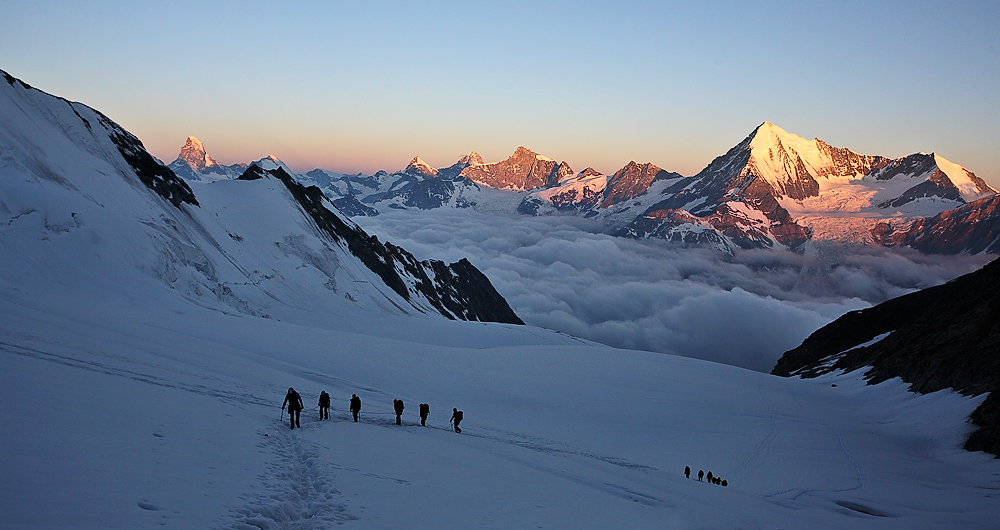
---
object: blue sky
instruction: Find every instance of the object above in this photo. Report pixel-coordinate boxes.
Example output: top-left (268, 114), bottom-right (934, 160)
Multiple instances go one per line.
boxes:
top-left (3, 0), bottom-right (998, 185)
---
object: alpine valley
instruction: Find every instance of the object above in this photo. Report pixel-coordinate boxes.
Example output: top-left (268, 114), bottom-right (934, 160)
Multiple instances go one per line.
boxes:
top-left (3, 68), bottom-right (1000, 530)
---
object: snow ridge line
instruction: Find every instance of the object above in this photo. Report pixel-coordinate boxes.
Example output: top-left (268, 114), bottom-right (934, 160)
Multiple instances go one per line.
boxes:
top-left (0, 341), bottom-right (273, 408)
top-left (470, 427), bottom-right (657, 472)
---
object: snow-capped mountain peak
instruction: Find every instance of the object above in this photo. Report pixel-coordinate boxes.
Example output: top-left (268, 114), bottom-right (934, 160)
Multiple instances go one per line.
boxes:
top-left (168, 137), bottom-right (246, 182)
top-left (739, 121), bottom-right (897, 201)
top-left (933, 152), bottom-right (997, 201)
top-left (457, 146), bottom-right (570, 191)
top-left (404, 156), bottom-right (438, 177)
top-left (458, 151), bottom-right (484, 166)
top-left (252, 154), bottom-right (291, 173)
top-left (749, 122), bottom-right (818, 160)
top-left (747, 122), bottom-right (832, 193)
top-left (177, 135), bottom-right (219, 171)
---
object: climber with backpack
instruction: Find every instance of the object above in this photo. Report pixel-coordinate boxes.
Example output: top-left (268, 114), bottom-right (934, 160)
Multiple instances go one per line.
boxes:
top-left (393, 399), bottom-right (405, 426)
top-left (282, 387), bottom-right (304, 430)
top-left (450, 407), bottom-right (463, 433)
top-left (350, 394), bottom-right (361, 422)
top-left (318, 391), bottom-right (331, 420)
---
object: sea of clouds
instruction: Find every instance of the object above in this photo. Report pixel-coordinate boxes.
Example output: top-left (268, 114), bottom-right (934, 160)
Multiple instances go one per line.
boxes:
top-left (356, 209), bottom-right (993, 372)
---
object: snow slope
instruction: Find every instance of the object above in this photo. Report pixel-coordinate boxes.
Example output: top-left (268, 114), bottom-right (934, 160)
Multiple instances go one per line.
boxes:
top-left (2, 278), bottom-right (999, 529)
top-left (0, 70), bottom-right (521, 325)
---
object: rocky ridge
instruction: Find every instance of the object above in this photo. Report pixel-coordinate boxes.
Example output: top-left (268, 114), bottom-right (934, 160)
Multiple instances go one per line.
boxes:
top-left (772, 257), bottom-right (1000, 456)
top-left (239, 164), bottom-right (523, 324)
top-left (166, 122), bottom-right (998, 255)
top-left (0, 68), bottom-right (523, 326)
top-left (458, 146), bottom-right (573, 191)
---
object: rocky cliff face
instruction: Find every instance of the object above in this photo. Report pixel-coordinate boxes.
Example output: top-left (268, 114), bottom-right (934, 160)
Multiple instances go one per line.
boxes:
top-left (872, 195), bottom-right (1000, 254)
top-left (600, 162), bottom-right (681, 208)
top-left (1, 68), bottom-right (524, 327)
top-left (458, 146), bottom-right (572, 191)
top-left (614, 122), bottom-right (996, 252)
top-left (615, 124), bottom-right (817, 250)
top-left (518, 167), bottom-right (608, 214)
top-left (869, 153), bottom-right (994, 208)
top-left (772, 257), bottom-right (1000, 456)
top-left (176, 136), bottom-right (218, 171)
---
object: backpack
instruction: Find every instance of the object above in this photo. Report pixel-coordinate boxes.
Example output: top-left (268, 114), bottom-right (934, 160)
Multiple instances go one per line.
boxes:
top-left (287, 390), bottom-right (301, 411)
top-left (455, 410), bottom-right (463, 421)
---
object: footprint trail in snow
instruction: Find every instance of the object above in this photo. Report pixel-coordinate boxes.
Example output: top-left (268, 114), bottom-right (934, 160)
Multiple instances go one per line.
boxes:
top-left (225, 427), bottom-right (356, 530)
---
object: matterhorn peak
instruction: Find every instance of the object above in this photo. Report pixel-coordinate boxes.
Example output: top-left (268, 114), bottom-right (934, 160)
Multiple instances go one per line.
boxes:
top-left (177, 136), bottom-right (219, 171)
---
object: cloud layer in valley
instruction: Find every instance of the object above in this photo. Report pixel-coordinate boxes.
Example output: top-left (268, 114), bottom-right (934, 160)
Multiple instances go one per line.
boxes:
top-left (356, 210), bottom-right (993, 372)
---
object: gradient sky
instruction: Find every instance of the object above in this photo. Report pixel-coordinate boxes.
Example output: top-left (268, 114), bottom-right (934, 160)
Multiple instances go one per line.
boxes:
top-left (3, 0), bottom-right (998, 186)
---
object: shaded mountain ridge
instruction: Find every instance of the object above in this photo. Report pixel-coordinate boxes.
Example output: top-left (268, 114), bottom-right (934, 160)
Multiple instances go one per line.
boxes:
top-left (239, 164), bottom-right (524, 324)
top-left (772, 257), bottom-right (1000, 456)
top-left (0, 68), bottom-right (523, 326)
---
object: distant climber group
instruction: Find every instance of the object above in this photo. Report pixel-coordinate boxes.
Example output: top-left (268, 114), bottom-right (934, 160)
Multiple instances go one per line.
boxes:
top-left (687, 466), bottom-right (727, 487)
top-left (280, 387), bottom-right (463, 434)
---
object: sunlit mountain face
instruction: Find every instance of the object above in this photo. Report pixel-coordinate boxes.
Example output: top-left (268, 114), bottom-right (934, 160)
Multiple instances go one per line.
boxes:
top-left (175, 121), bottom-right (996, 256)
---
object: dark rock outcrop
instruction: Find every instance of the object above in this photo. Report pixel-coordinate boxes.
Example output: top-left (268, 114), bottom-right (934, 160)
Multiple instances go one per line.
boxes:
top-left (2, 69), bottom-right (198, 209)
top-left (772, 257), bottom-right (1000, 456)
top-left (96, 113), bottom-right (199, 208)
top-left (239, 166), bottom-right (523, 324)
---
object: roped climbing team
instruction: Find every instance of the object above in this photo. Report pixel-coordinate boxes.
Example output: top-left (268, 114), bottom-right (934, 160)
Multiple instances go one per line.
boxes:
top-left (281, 387), bottom-right (463, 433)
